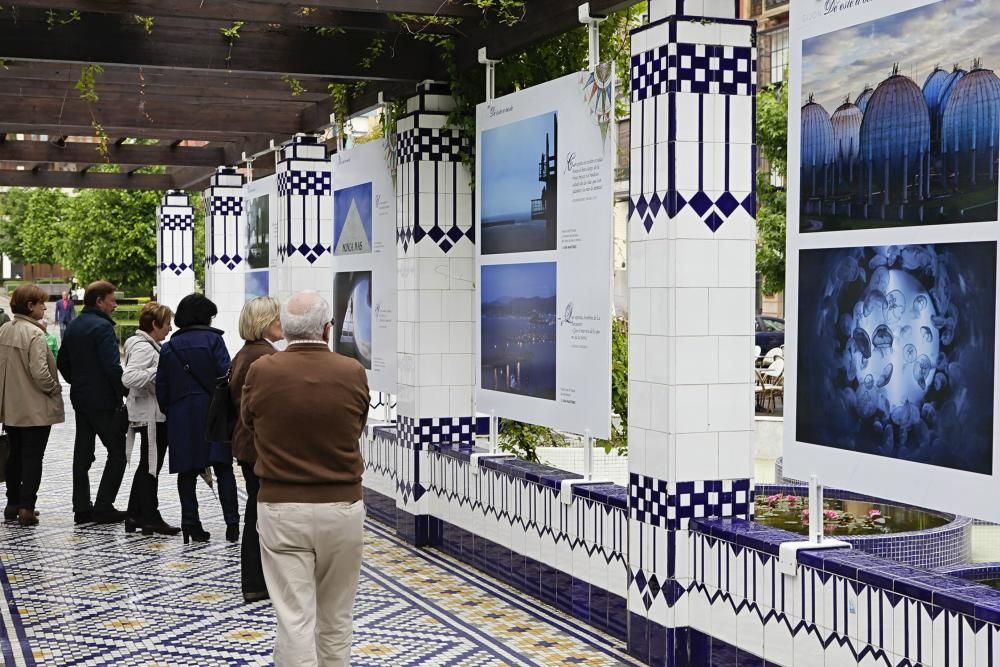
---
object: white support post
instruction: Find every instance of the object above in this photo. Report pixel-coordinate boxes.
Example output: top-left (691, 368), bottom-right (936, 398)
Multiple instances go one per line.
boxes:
top-left (578, 3), bottom-right (607, 71)
top-left (478, 47), bottom-right (500, 102)
top-left (489, 410), bottom-right (498, 454)
top-left (809, 474), bottom-right (824, 544)
top-left (584, 429), bottom-right (594, 481)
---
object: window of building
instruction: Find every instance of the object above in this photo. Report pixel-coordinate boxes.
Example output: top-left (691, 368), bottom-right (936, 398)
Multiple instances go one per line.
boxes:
top-left (760, 27), bottom-right (788, 86)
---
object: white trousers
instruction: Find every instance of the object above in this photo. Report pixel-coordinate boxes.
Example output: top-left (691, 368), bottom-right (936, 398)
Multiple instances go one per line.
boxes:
top-left (258, 500), bottom-right (365, 667)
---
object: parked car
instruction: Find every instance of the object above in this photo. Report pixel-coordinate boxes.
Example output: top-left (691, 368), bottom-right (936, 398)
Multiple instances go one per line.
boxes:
top-left (755, 316), bottom-right (784, 356)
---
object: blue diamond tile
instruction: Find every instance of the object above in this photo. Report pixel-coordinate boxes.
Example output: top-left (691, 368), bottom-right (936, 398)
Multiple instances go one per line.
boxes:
top-left (715, 191), bottom-right (739, 217)
top-left (649, 192), bottom-right (661, 217)
top-left (298, 243), bottom-right (310, 256)
top-left (688, 191), bottom-right (713, 217)
top-left (439, 239), bottom-right (453, 253)
top-left (428, 225), bottom-right (445, 243)
top-left (447, 225), bottom-right (464, 243)
top-left (635, 194), bottom-right (648, 218)
top-left (704, 211), bottom-right (724, 232)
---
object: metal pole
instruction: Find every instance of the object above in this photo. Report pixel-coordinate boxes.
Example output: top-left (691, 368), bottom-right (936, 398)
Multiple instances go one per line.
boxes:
top-left (578, 3), bottom-right (607, 71)
top-left (489, 410), bottom-right (498, 454)
top-left (478, 47), bottom-right (499, 102)
top-left (584, 429), bottom-right (593, 481)
top-left (809, 474), bottom-right (823, 544)
top-left (383, 393), bottom-right (392, 423)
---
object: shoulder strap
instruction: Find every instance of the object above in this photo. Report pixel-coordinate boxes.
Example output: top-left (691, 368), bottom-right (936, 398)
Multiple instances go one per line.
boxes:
top-left (172, 346), bottom-right (214, 395)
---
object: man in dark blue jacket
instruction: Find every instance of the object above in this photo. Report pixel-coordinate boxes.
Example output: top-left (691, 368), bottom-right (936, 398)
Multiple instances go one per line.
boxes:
top-left (57, 281), bottom-right (128, 524)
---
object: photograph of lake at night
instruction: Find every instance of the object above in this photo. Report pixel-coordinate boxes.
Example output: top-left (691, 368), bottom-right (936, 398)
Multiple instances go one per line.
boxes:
top-left (480, 262), bottom-right (557, 400)
top-left (481, 111), bottom-right (558, 254)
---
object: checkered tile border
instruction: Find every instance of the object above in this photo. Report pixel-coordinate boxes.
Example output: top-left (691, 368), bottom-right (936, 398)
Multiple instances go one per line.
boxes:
top-left (277, 170), bottom-right (332, 196)
top-left (210, 196), bottom-right (243, 217)
top-left (397, 128), bottom-right (469, 165)
top-left (397, 416), bottom-right (476, 450)
top-left (159, 213), bottom-right (193, 231)
top-left (629, 474), bottom-right (753, 530)
top-left (631, 43), bottom-right (756, 101)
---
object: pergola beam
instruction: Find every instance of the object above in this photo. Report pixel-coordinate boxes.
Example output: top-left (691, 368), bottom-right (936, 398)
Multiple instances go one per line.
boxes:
top-left (0, 11), bottom-right (442, 82)
top-left (0, 77), bottom-right (331, 103)
top-left (0, 96), bottom-right (304, 135)
top-left (3, 0), bottom-right (464, 31)
top-left (0, 140), bottom-right (227, 167)
top-left (0, 169), bottom-right (174, 189)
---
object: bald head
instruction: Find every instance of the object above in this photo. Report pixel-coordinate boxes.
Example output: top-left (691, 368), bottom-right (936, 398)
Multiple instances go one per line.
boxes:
top-left (281, 291), bottom-right (331, 341)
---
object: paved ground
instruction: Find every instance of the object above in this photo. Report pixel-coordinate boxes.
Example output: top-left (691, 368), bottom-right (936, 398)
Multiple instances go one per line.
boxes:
top-left (0, 386), bottom-right (637, 666)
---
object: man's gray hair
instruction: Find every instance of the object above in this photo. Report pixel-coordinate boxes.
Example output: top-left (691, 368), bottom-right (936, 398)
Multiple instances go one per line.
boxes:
top-left (280, 291), bottom-right (330, 341)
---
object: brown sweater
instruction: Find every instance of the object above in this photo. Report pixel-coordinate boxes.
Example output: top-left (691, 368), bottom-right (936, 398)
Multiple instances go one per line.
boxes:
top-left (242, 343), bottom-right (369, 503)
top-left (229, 339), bottom-right (278, 464)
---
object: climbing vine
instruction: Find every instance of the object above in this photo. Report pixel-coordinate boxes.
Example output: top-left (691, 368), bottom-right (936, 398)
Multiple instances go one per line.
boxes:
top-left (133, 15), bottom-right (154, 34)
top-left (74, 64), bottom-right (111, 160)
top-left (282, 75), bottom-right (306, 97)
top-left (45, 9), bottom-right (80, 30)
top-left (219, 21), bottom-right (245, 64)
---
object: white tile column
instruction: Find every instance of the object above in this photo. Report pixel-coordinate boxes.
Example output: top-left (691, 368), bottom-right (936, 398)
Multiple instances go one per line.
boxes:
top-left (394, 81), bottom-right (476, 544)
top-left (204, 167), bottom-right (246, 354)
top-left (275, 134), bottom-right (333, 305)
top-left (627, 0), bottom-right (757, 661)
top-left (156, 190), bottom-right (196, 313)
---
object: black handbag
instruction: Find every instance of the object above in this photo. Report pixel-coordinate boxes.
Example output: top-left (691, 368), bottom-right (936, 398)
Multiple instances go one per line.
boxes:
top-left (173, 348), bottom-right (235, 444)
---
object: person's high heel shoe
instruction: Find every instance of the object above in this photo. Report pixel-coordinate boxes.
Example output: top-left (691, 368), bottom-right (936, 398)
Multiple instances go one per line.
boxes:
top-left (182, 525), bottom-right (210, 544)
top-left (225, 524), bottom-right (240, 543)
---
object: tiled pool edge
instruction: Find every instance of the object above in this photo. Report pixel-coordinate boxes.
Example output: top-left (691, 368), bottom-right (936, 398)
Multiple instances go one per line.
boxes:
top-left (363, 424), bottom-right (999, 665)
top-left (757, 483), bottom-right (972, 569)
top-left (689, 517), bottom-right (1000, 664)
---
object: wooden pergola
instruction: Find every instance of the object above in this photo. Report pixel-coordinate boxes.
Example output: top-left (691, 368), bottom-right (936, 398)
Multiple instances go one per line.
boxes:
top-left (0, 0), bottom-right (633, 191)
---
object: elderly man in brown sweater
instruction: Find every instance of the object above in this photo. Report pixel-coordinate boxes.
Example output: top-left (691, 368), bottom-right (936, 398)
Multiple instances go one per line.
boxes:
top-left (241, 290), bottom-right (369, 667)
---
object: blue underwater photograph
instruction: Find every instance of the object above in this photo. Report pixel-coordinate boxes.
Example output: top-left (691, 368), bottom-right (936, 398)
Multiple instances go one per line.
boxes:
top-left (796, 242), bottom-right (997, 474)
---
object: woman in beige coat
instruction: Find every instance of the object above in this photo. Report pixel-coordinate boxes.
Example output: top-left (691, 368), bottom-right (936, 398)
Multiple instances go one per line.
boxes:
top-left (0, 284), bottom-right (64, 526)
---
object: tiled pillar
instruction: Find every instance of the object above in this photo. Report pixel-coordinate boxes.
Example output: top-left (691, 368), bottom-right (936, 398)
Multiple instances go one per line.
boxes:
top-left (627, 1), bottom-right (757, 663)
top-left (275, 134), bottom-right (333, 304)
top-left (156, 190), bottom-right (196, 313)
top-left (204, 167), bottom-right (246, 354)
top-left (394, 82), bottom-right (476, 545)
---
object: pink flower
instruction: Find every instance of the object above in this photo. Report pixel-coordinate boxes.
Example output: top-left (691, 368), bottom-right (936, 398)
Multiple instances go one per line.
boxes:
top-left (786, 495), bottom-right (797, 503)
top-left (868, 509), bottom-right (882, 519)
top-left (767, 494), bottom-right (780, 504)
top-left (823, 510), bottom-right (839, 520)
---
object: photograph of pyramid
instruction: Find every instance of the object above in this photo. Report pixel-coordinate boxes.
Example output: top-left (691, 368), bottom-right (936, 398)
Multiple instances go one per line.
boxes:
top-left (333, 182), bottom-right (373, 255)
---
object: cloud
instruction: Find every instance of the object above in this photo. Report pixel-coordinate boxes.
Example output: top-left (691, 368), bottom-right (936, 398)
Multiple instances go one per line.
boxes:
top-left (802, 0), bottom-right (1000, 113)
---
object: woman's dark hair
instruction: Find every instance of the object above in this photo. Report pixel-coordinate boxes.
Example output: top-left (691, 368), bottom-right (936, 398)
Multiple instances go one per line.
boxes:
top-left (173, 293), bottom-right (218, 328)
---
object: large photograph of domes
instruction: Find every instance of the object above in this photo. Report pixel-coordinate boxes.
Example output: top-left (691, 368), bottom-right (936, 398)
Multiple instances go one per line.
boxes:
top-left (796, 242), bottom-right (996, 474)
top-left (800, 0), bottom-right (1000, 232)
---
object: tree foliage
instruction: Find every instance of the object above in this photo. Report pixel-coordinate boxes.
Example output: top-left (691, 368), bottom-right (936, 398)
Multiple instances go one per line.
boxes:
top-left (755, 81), bottom-right (789, 296)
top-left (58, 188), bottom-right (162, 295)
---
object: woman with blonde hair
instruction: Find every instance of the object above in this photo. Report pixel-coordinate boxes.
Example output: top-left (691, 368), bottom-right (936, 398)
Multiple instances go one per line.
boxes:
top-left (0, 284), bottom-right (64, 526)
top-left (229, 296), bottom-right (282, 602)
top-left (123, 302), bottom-right (179, 536)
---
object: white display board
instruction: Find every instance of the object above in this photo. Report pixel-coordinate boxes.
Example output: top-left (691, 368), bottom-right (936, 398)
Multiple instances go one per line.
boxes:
top-left (784, 0), bottom-right (1000, 520)
top-left (331, 140), bottom-right (397, 394)
top-left (475, 68), bottom-right (615, 439)
top-left (244, 174), bottom-right (277, 301)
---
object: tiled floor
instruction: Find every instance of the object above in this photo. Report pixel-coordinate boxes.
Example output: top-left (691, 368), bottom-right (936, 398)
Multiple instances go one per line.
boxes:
top-left (0, 391), bottom-right (637, 666)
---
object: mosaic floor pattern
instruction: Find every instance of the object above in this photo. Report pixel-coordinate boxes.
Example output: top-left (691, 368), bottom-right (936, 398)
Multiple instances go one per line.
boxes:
top-left (0, 391), bottom-right (636, 666)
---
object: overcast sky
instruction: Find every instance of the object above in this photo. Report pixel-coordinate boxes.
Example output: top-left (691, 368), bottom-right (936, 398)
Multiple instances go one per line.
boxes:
top-left (803, 0), bottom-right (1000, 113)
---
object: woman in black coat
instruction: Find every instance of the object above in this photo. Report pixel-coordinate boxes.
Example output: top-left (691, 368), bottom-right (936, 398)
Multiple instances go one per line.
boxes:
top-left (155, 294), bottom-right (239, 543)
